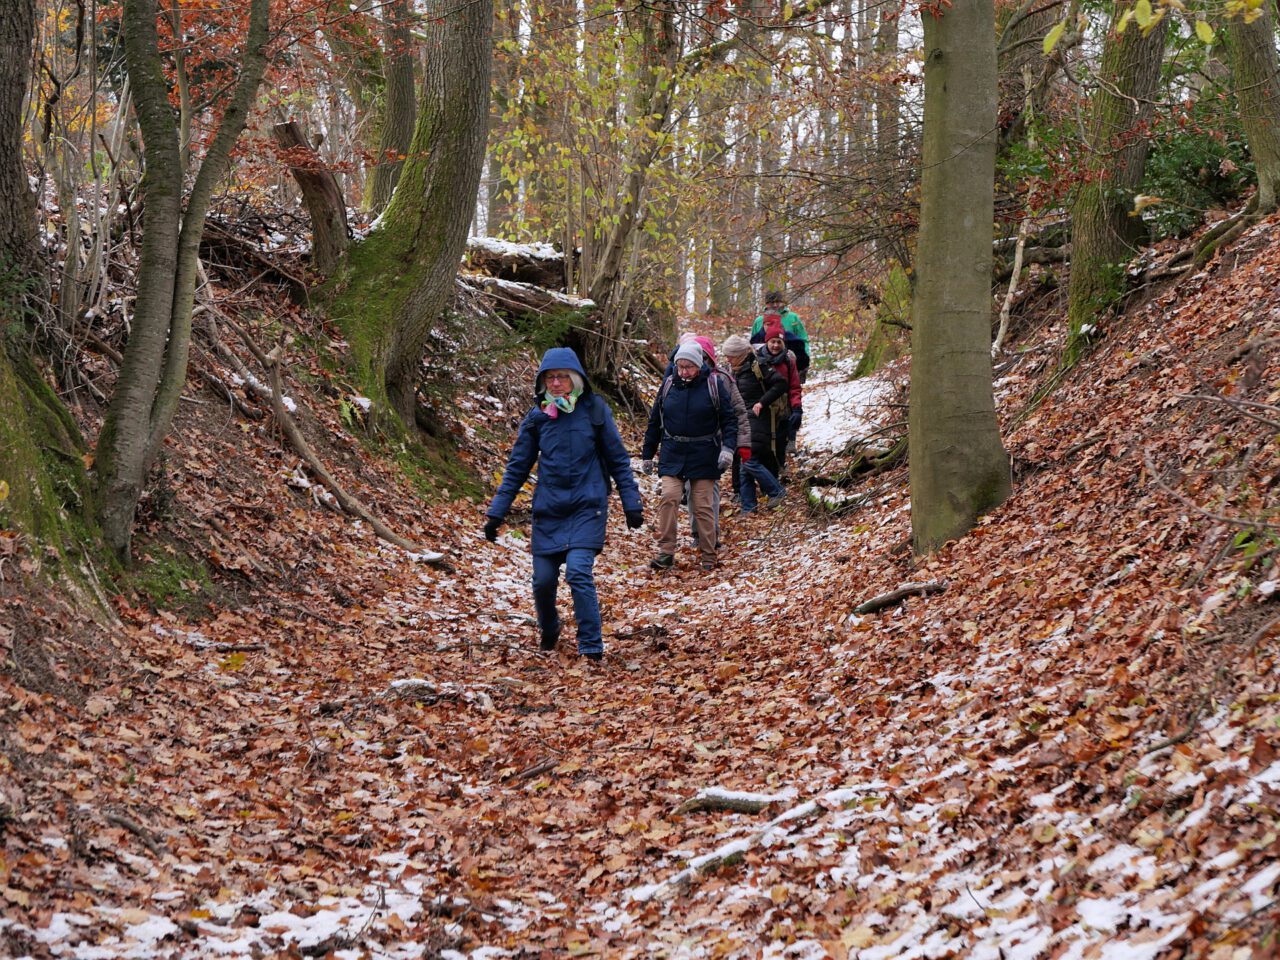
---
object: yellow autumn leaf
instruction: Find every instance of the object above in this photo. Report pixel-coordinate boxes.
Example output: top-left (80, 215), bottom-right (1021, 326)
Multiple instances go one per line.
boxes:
top-left (1043, 18), bottom-right (1067, 55)
top-left (173, 802), bottom-right (198, 821)
top-left (219, 652), bottom-right (246, 671)
top-left (1134, 0), bottom-right (1154, 28)
top-left (1195, 20), bottom-right (1214, 43)
top-left (0, 480), bottom-right (8, 503)
top-left (842, 925), bottom-right (876, 948)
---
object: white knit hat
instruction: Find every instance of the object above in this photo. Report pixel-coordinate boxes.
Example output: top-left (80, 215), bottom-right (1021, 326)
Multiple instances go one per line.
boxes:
top-left (673, 342), bottom-right (704, 367)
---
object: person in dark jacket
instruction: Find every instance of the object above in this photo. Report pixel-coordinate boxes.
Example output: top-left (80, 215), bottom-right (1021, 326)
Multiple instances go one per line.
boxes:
top-left (484, 347), bottom-right (643, 661)
top-left (721, 335), bottom-right (787, 512)
top-left (641, 342), bottom-right (738, 571)
top-left (755, 316), bottom-right (804, 475)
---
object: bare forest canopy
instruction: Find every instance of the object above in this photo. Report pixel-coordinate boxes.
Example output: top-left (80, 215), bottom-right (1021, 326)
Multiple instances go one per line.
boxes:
top-left (5, 0), bottom-right (1280, 953)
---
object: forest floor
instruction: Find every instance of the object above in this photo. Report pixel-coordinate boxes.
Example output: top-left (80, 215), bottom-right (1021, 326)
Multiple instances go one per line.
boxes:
top-left (5, 219), bottom-right (1280, 960)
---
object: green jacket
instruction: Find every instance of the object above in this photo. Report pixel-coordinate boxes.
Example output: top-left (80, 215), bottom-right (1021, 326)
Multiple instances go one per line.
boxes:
top-left (751, 308), bottom-right (809, 344)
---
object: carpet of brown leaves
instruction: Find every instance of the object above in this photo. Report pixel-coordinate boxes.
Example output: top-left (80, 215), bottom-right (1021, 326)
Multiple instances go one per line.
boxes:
top-left (4, 221), bottom-right (1280, 958)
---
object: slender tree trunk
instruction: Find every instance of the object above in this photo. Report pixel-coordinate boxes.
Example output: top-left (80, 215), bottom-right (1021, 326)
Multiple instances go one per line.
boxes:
top-left (273, 120), bottom-right (352, 274)
top-left (96, 0), bottom-right (270, 559)
top-left (486, 0), bottom-right (519, 233)
top-left (368, 0), bottom-right (417, 214)
top-left (1066, 5), bottom-right (1167, 340)
top-left (908, 0), bottom-right (1011, 554)
top-left (334, 0), bottom-right (492, 426)
top-left (1226, 4), bottom-right (1280, 212)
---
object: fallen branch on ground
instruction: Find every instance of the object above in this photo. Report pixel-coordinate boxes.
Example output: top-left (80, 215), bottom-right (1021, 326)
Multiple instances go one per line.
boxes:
top-left (502, 758), bottom-right (558, 783)
top-left (853, 580), bottom-right (947, 614)
top-left (103, 810), bottom-right (166, 859)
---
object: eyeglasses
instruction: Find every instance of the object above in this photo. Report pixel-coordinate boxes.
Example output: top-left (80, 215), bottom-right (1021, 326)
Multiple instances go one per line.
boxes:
top-left (544, 372), bottom-right (572, 381)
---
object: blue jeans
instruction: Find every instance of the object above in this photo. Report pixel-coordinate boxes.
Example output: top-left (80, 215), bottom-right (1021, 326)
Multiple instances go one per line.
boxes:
top-left (531, 548), bottom-right (602, 655)
top-left (740, 457), bottom-right (784, 512)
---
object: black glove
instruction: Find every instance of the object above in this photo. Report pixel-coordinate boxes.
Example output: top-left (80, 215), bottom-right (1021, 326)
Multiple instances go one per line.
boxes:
top-left (625, 510), bottom-right (643, 530)
top-left (483, 517), bottom-right (502, 542)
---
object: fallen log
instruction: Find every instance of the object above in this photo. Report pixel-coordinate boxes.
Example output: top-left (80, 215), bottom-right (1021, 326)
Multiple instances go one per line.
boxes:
top-left (673, 787), bottom-right (794, 815)
top-left (853, 580), bottom-right (947, 615)
top-left (465, 236), bottom-right (567, 288)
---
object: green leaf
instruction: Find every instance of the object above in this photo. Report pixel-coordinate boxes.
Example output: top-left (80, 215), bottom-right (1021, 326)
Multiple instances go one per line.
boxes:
top-left (1194, 20), bottom-right (1214, 43)
top-left (1043, 18), bottom-right (1067, 55)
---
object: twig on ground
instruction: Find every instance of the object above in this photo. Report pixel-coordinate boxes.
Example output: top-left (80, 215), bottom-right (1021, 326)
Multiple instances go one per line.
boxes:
top-left (502, 758), bottom-right (558, 783)
top-left (103, 810), bottom-right (167, 858)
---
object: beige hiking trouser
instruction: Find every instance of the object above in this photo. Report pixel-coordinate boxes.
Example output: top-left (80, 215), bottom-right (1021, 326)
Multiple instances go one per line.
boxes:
top-left (657, 475), bottom-right (716, 562)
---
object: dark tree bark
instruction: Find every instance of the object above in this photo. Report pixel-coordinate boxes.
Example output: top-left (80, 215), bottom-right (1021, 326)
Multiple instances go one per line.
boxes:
top-left (273, 120), bottom-right (352, 274)
top-left (367, 0), bottom-right (417, 214)
top-left (1066, 5), bottom-right (1167, 341)
top-left (333, 0), bottom-right (493, 427)
top-left (96, 0), bottom-right (270, 559)
top-left (0, 0), bottom-right (38, 284)
top-left (908, 0), bottom-right (1011, 554)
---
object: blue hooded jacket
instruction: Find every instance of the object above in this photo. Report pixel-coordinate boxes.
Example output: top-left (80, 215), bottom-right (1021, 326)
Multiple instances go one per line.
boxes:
top-left (486, 347), bottom-right (643, 555)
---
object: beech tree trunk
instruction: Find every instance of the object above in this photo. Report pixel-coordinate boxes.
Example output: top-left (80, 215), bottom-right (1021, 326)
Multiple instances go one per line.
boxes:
top-left (1226, 4), bottom-right (1280, 212)
top-left (367, 0), bottom-right (417, 215)
top-left (1066, 5), bottom-right (1167, 340)
top-left (96, 0), bottom-right (270, 559)
top-left (333, 0), bottom-right (492, 426)
top-left (908, 0), bottom-right (1011, 554)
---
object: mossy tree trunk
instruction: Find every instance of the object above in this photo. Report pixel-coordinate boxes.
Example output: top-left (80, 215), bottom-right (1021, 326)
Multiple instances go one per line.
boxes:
top-left (1226, 4), bottom-right (1280, 212)
top-left (0, 0), bottom-right (99, 570)
top-left (367, 0), bottom-right (417, 215)
top-left (95, 0), bottom-right (269, 560)
top-left (1066, 6), bottom-right (1167, 341)
top-left (333, 0), bottom-right (492, 427)
top-left (908, 0), bottom-right (1011, 555)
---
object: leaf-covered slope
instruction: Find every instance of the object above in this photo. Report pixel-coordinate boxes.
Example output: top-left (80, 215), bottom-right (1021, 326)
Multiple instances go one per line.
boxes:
top-left (4, 222), bottom-right (1280, 958)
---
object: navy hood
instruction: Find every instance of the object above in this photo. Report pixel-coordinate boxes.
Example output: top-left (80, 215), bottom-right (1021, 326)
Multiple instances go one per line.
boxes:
top-left (535, 347), bottom-right (592, 400)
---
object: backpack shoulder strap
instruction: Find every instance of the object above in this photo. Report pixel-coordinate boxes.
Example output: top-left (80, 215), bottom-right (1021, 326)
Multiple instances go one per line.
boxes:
top-left (707, 371), bottom-right (720, 410)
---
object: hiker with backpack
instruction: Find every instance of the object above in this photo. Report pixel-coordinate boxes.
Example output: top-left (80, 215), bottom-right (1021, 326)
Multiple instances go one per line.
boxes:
top-left (667, 336), bottom-right (751, 549)
top-left (642, 341), bottom-right (738, 571)
top-left (484, 347), bottom-right (643, 662)
top-left (751, 289), bottom-right (810, 383)
top-left (756, 316), bottom-right (804, 475)
top-left (721, 335), bottom-right (787, 513)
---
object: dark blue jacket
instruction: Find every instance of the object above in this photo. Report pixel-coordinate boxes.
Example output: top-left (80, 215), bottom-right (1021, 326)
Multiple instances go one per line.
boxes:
top-left (487, 347), bottom-right (643, 555)
top-left (640, 365), bottom-right (738, 480)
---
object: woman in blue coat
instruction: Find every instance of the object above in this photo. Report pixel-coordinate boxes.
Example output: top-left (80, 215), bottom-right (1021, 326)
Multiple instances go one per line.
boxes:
top-left (484, 348), bottom-right (643, 660)
top-left (640, 342), bottom-right (738, 571)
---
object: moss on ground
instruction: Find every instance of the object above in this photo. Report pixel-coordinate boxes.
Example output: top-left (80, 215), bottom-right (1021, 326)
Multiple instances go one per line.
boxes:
top-left (127, 540), bottom-right (214, 611)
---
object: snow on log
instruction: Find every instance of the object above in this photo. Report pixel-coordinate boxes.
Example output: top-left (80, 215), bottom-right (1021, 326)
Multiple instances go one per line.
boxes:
top-left (673, 786), bottom-right (797, 815)
top-left (465, 236), bottom-right (568, 289)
